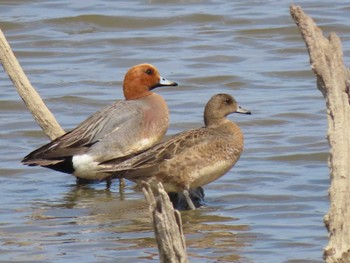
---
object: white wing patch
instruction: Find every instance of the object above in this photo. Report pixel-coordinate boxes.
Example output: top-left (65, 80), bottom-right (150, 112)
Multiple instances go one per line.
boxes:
top-left (135, 138), bottom-right (154, 150)
top-left (72, 154), bottom-right (108, 180)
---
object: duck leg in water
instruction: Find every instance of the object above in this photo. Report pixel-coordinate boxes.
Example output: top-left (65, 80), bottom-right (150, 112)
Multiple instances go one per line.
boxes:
top-left (183, 188), bottom-right (196, 210)
top-left (168, 187), bottom-right (205, 210)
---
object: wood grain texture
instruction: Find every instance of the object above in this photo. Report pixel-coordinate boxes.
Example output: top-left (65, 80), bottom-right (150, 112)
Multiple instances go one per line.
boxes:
top-left (291, 5), bottom-right (350, 262)
top-left (142, 182), bottom-right (188, 263)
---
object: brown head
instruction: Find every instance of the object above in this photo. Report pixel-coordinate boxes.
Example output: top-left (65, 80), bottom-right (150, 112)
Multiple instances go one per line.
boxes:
top-left (123, 63), bottom-right (178, 100)
top-left (204, 94), bottom-right (251, 126)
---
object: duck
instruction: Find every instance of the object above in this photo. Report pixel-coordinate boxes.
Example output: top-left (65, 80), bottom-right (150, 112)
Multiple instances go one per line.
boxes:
top-left (98, 93), bottom-right (251, 209)
top-left (22, 63), bottom-right (178, 186)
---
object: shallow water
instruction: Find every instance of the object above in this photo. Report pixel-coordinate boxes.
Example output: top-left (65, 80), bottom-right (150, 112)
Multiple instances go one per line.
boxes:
top-left (1, 1), bottom-right (349, 262)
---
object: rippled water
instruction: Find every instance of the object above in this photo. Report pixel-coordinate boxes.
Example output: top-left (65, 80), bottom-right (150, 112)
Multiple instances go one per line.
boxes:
top-left (1, 1), bottom-right (350, 262)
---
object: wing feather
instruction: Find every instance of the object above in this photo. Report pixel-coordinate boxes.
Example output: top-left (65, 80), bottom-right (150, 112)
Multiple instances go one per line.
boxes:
top-left (99, 127), bottom-right (212, 171)
top-left (22, 101), bottom-right (143, 165)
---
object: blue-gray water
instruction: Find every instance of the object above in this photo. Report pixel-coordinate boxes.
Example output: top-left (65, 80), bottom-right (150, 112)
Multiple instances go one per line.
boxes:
top-left (2, 1), bottom-right (349, 262)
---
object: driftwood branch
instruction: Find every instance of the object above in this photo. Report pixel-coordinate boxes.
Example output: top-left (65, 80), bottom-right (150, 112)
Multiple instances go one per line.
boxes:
top-left (290, 5), bottom-right (350, 262)
top-left (0, 28), bottom-right (64, 140)
top-left (142, 182), bottom-right (188, 263)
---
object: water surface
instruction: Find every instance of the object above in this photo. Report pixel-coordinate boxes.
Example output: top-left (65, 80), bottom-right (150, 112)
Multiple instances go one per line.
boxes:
top-left (1, 1), bottom-right (349, 262)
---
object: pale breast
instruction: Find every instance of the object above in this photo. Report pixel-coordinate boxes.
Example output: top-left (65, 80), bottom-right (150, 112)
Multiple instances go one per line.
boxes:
top-left (140, 93), bottom-right (169, 140)
top-left (189, 158), bottom-right (236, 188)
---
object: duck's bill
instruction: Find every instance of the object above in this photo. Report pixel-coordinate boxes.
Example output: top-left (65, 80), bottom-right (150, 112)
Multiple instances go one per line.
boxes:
top-left (158, 76), bottom-right (178, 87)
top-left (236, 105), bottom-right (251, 115)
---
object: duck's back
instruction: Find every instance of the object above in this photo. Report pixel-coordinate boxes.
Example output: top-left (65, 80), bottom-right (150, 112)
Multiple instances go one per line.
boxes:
top-left (22, 93), bottom-right (169, 179)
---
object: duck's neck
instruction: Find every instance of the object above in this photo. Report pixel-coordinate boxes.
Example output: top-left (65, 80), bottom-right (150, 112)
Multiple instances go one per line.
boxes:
top-left (207, 119), bottom-right (242, 137)
top-left (204, 117), bottom-right (227, 127)
top-left (124, 84), bottom-right (153, 100)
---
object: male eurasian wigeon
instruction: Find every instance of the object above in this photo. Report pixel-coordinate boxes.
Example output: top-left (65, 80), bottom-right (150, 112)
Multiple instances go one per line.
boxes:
top-left (99, 93), bottom-right (251, 209)
top-left (22, 64), bottom-right (178, 185)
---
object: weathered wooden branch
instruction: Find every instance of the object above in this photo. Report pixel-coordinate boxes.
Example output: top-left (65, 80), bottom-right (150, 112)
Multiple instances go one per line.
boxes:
top-left (290, 5), bottom-right (350, 262)
top-left (0, 28), bottom-right (64, 140)
top-left (142, 182), bottom-right (188, 263)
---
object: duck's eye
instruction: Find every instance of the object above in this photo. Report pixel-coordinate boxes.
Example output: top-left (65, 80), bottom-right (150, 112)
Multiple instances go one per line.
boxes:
top-left (225, 98), bottom-right (232, 105)
top-left (145, 68), bottom-right (153, 75)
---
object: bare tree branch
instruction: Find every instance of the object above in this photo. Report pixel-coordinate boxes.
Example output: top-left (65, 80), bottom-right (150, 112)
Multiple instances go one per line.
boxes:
top-left (0, 28), bottom-right (64, 140)
top-left (290, 5), bottom-right (350, 262)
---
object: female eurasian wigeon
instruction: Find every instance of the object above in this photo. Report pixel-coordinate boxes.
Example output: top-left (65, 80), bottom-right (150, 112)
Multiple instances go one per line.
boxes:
top-left (22, 64), bottom-right (178, 185)
top-left (98, 93), bottom-right (251, 209)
